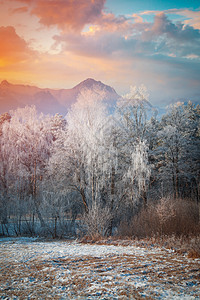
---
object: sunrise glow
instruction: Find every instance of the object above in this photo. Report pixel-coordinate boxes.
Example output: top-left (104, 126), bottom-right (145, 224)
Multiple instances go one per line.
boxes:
top-left (0, 0), bottom-right (200, 105)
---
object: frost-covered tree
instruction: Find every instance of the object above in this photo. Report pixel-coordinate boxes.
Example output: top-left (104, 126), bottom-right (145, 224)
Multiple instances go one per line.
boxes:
top-left (0, 112), bottom-right (12, 233)
top-left (156, 102), bottom-right (200, 200)
top-left (1, 85), bottom-right (199, 238)
top-left (115, 85), bottom-right (152, 208)
top-left (48, 88), bottom-right (120, 235)
top-left (42, 113), bottom-right (71, 237)
top-left (0, 112), bottom-right (11, 136)
top-left (125, 140), bottom-right (151, 207)
top-left (117, 85), bottom-right (154, 140)
top-left (2, 106), bottom-right (53, 227)
top-left (67, 88), bottom-right (108, 209)
top-left (182, 102), bottom-right (200, 202)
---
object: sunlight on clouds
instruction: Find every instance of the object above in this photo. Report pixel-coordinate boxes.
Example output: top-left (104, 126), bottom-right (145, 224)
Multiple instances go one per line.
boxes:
top-left (0, 0), bottom-right (60, 54)
top-left (182, 11), bottom-right (200, 30)
top-left (15, 0), bottom-right (106, 32)
top-left (0, 26), bottom-right (35, 64)
top-left (185, 54), bottom-right (199, 60)
top-left (0, 0), bottom-right (199, 105)
top-left (168, 53), bottom-right (176, 58)
top-left (82, 25), bottom-right (100, 36)
top-left (139, 8), bottom-right (200, 30)
top-left (132, 14), bottom-right (143, 23)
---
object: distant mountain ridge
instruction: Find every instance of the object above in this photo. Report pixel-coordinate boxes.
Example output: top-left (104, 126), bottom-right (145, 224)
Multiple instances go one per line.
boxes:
top-left (0, 78), bottom-right (120, 115)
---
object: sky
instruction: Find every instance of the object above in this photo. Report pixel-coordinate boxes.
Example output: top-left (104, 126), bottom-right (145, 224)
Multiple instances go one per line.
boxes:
top-left (0, 0), bottom-right (200, 106)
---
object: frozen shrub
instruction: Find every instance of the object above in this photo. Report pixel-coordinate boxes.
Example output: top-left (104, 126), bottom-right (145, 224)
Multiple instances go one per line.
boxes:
top-left (81, 203), bottom-right (112, 240)
top-left (118, 198), bottom-right (200, 238)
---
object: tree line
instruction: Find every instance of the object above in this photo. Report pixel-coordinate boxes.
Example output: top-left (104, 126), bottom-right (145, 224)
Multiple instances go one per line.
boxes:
top-left (0, 86), bottom-right (199, 238)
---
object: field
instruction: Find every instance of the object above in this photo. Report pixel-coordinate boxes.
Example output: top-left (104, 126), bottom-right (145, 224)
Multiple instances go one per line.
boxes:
top-left (0, 237), bottom-right (200, 299)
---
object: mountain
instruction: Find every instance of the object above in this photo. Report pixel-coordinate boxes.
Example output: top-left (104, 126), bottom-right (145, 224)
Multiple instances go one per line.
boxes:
top-left (0, 78), bottom-right (120, 115)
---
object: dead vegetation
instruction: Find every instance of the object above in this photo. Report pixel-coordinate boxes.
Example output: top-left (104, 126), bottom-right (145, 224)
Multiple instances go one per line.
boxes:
top-left (0, 239), bottom-right (199, 299)
top-left (115, 198), bottom-right (200, 258)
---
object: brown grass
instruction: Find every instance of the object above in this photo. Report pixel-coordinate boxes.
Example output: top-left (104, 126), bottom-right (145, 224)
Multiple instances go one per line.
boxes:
top-left (118, 198), bottom-right (200, 238)
top-left (188, 249), bottom-right (200, 259)
top-left (1, 238), bottom-right (200, 299)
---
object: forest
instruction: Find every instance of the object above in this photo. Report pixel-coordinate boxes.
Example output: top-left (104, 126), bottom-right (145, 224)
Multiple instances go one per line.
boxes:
top-left (0, 85), bottom-right (200, 240)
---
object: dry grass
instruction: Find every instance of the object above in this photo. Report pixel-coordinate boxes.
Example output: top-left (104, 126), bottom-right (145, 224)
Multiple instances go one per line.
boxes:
top-left (116, 198), bottom-right (200, 258)
top-left (119, 198), bottom-right (200, 238)
top-left (188, 249), bottom-right (200, 259)
top-left (1, 238), bottom-right (200, 299)
top-left (1, 242), bottom-right (200, 299)
top-left (80, 234), bottom-right (200, 259)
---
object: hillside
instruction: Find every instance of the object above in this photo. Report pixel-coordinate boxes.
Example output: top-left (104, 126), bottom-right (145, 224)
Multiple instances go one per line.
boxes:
top-left (0, 78), bottom-right (120, 115)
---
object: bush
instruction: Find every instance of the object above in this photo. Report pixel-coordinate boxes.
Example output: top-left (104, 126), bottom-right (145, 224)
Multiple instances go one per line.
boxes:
top-left (118, 198), bottom-right (200, 238)
top-left (80, 203), bottom-right (112, 240)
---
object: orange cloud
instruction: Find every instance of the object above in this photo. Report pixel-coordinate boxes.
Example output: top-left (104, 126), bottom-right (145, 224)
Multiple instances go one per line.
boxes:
top-left (11, 6), bottom-right (29, 14)
top-left (16, 0), bottom-right (106, 32)
top-left (1, 2), bottom-right (199, 106)
top-left (0, 26), bottom-right (35, 66)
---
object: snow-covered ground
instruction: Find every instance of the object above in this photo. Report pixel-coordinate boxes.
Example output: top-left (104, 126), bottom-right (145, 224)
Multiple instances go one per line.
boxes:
top-left (0, 237), bottom-right (199, 299)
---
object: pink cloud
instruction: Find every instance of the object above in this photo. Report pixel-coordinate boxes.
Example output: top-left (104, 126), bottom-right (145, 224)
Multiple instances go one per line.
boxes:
top-left (177, 9), bottom-right (200, 30)
top-left (140, 8), bottom-right (200, 30)
top-left (51, 10), bottom-right (200, 61)
top-left (11, 6), bottom-right (29, 14)
top-left (15, 0), bottom-right (106, 32)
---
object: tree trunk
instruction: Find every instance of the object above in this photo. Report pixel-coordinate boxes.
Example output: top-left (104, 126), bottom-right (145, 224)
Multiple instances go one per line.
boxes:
top-left (80, 188), bottom-right (89, 213)
top-left (142, 189), bottom-right (147, 209)
top-left (2, 191), bottom-right (8, 225)
top-left (32, 160), bottom-right (45, 228)
top-left (54, 216), bottom-right (57, 238)
top-left (106, 167), bottom-right (115, 236)
top-left (34, 197), bottom-right (46, 228)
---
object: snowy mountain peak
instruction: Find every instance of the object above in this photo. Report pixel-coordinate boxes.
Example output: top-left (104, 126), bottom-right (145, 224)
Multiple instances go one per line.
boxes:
top-left (0, 78), bottom-right (120, 115)
top-left (72, 78), bottom-right (117, 95)
top-left (1, 80), bottom-right (10, 87)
